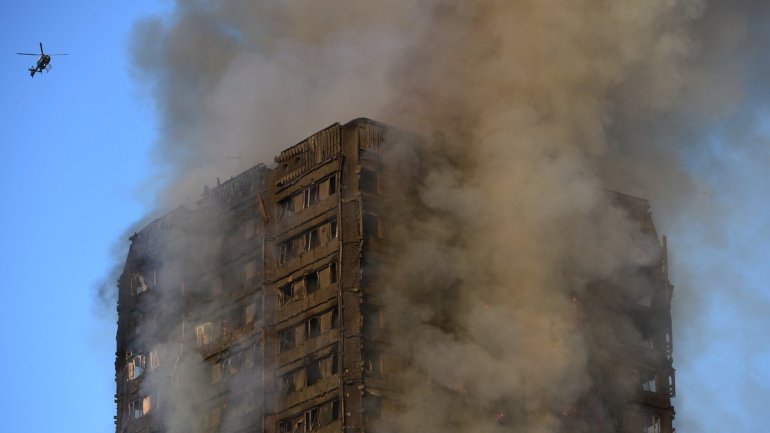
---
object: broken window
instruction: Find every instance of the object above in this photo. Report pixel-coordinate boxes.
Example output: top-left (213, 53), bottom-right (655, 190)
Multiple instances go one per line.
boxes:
top-left (317, 399), bottom-right (340, 426)
top-left (360, 168), bottom-right (379, 194)
top-left (127, 354), bottom-right (145, 381)
top-left (278, 419), bottom-right (293, 433)
top-left (278, 283), bottom-right (294, 307)
top-left (306, 316), bottom-right (321, 339)
top-left (129, 396), bottom-right (152, 419)
top-left (305, 407), bottom-right (320, 431)
top-left (195, 322), bottom-right (213, 347)
top-left (641, 370), bottom-right (658, 393)
top-left (642, 413), bottom-right (661, 433)
top-left (281, 370), bottom-right (302, 395)
top-left (306, 360), bottom-right (322, 386)
top-left (279, 197), bottom-right (294, 220)
top-left (130, 274), bottom-right (147, 296)
top-left (305, 271), bottom-right (319, 295)
top-left (309, 353), bottom-right (338, 383)
top-left (279, 328), bottom-right (295, 353)
top-left (292, 279), bottom-right (307, 299)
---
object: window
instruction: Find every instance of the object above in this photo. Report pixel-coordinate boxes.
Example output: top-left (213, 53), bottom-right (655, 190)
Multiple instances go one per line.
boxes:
top-left (278, 283), bottom-right (294, 307)
top-left (331, 308), bottom-right (339, 329)
top-left (306, 360), bottom-right (321, 386)
top-left (281, 370), bottom-right (300, 395)
top-left (667, 372), bottom-right (676, 397)
top-left (279, 197), bottom-right (294, 220)
top-left (318, 262), bottom-right (337, 288)
top-left (130, 274), bottom-right (147, 296)
top-left (641, 331), bottom-right (655, 349)
top-left (643, 413), bottom-right (661, 433)
top-left (305, 407), bottom-right (320, 431)
top-left (279, 328), bottom-right (295, 352)
top-left (278, 419), bottom-right (293, 433)
top-left (129, 396), bottom-right (152, 419)
top-left (641, 370), bottom-right (657, 393)
top-left (304, 185), bottom-right (319, 208)
top-left (195, 322), bottom-right (213, 347)
top-left (305, 228), bottom-right (320, 251)
top-left (318, 175), bottom-right (337, 201)
top-left (278, 242), bottom-right (292, 265)
top-left (127, 354), bottom-right (144, 381)
top-left (363, 213), bottom-right (383, 239)
top-left (306, 316), bottom-right (321, 339)
top-left (306, 272), bottom-right (319, 294)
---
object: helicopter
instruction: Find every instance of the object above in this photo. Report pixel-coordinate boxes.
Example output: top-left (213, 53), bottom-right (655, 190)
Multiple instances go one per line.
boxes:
top-left (16, 42), bottom-right (69, 77)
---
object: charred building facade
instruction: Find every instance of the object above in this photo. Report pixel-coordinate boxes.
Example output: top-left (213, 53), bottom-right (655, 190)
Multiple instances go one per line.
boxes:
top-left (115, 118), bottom-right (676, 433)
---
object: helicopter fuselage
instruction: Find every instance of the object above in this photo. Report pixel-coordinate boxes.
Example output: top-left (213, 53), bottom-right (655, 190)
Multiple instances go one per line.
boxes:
top-left (35, 55), bottom-right (51, 72)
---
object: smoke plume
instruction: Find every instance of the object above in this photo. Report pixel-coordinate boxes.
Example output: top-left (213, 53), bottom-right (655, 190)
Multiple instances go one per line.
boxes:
top-left (126, 0), bottom-right (770, 432)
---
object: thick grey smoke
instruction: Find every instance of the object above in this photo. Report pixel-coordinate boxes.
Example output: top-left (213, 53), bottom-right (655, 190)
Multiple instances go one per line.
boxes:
top-left (127, 0), bottom-right (770, 432)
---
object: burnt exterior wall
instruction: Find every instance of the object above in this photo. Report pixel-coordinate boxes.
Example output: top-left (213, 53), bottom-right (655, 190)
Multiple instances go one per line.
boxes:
top-left (115, 118), bottom-right (675, 433)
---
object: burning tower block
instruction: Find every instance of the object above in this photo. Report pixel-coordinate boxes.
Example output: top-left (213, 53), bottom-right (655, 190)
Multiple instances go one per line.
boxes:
top-left (115, 118), bottom-right (675, 433)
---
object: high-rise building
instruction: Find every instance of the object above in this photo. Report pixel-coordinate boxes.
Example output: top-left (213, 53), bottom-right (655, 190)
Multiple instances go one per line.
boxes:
top-left (115, 118), bottom-right (675, 433)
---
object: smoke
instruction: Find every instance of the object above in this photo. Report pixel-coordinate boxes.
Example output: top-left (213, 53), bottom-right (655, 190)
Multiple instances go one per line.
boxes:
top-left (124, 0), bottom-right (770, 432)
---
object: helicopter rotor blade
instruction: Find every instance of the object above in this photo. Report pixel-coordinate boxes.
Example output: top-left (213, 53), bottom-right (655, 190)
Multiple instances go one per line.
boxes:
top-left (48, 53), bottom-right (70, 56)
top-left (16, 52), bottom-right (38, 55)
top-left (39, 42), bottom-right (44, 55)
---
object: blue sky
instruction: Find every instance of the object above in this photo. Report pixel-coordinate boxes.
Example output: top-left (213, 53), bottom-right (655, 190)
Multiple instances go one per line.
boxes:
top-left (0, 2), bottom-right (164, 432)
top-left (0, 1), bottom-right (768, 433)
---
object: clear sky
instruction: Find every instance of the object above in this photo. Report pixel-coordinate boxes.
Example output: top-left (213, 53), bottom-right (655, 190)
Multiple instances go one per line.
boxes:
top-left (0, 2), bottom-right (164, 432)
top-left (0, 1), bottom-right (768, 433)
